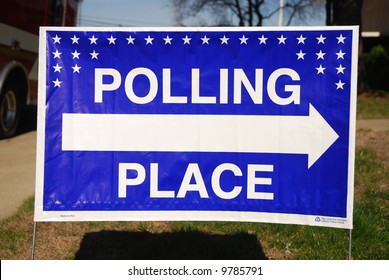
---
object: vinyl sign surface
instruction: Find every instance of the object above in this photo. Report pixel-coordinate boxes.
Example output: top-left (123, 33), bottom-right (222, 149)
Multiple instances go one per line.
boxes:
top-left (35, 27), bottom-right (358, 228)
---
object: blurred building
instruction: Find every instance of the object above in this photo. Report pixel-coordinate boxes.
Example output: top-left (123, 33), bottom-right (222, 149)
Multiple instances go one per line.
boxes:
top-left (362, 0), bottom-right (389, 51)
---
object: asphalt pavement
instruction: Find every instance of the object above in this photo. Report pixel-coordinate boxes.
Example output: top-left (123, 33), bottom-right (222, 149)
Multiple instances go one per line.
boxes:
top-left (0, 113), bottom-right (388, 220)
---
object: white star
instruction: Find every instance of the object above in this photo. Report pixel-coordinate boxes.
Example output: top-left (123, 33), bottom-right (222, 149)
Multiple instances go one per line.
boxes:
top-left (316, 65), bottom-right (326, 74)
top-left (336, 80), bottom-right (345, 89)
top-left (182, 35), bottom-right (191, 45)
top-left (53, 63), bottom-right (62, 73)
top-left (72, 64), bottom-right (81, 73)
top-left (126, 35), bottom-right (135, 44)
top-left (52, 50), bottom-right (62, 58)
top-left (277, 34), bottom-right (287, 44)
top-left (70, 35), bottom-right (79, 44)
top-left (258, 35), bottom-right (268, 44)
top-left (317, 34), bottom-right (326, 44)
top-left (239, 35), bottom-right (249, 44)
top-left (163, 35), bottom-right (173, 45)
top-left (201, 35), bottom-right (210, 44)
top-left (145, 35), bottom-right (154, 45)
top-left (336, 50), bottom-right (346, 59)
top-left (316, 50), bottom-right (326, 60)
top-left (220, 35), bottom-right (229, 44)
top-left (53, 78), bottom-right (62, 88)
top-left (89, 35), bottom-right (98, 44)
top-left (71, 50), bottom-right (81, 59)
top-left (53, 34), bottom-right (61, 44)
top-left (107, 35), bottom-right (117, 44)
top-left (336, 34), bottom-right (346, 44)
top-left (297, 34), bottom-right (306, 44)
top-left (336, 64), bottom-right (346, 74)
top-left (90, 50), bottom-right (99, 59)
top-left (296, 50), bottom-right (306, 60)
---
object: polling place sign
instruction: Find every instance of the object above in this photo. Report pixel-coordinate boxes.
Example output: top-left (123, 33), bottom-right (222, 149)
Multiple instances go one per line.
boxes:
top-left (35, 27), bottom-right (358, 228)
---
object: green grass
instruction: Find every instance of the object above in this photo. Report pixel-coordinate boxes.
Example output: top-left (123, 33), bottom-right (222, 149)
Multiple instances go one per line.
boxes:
top-left (357, 97), bottom-right (389, 119)
top-left (168, 220), bottom-right (352, 259)
top-left (0, 197), bottom-right (34, 258)
top-left (1, 148), bottom-right (388, 259)
top-left (351, 148), bottom-right (389, 259)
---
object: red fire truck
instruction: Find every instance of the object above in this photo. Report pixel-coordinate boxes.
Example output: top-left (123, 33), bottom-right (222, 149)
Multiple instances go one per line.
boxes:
top-left (0, 0), bottom-right (80, 139)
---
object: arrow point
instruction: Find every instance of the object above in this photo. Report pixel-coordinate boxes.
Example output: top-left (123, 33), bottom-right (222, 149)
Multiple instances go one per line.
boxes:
top-left (307, 104), bottom-right (339, 169)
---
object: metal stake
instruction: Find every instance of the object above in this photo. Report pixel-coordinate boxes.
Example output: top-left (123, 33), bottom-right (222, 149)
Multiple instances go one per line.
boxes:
top-left (348, 229), bottom-right (352, 260)
top-left (31, 222), bottom-right (37, 260)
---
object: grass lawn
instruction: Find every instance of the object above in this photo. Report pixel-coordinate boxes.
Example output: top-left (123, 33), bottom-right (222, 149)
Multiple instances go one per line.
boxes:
top-left (357, 94), bottom-right (389, 119)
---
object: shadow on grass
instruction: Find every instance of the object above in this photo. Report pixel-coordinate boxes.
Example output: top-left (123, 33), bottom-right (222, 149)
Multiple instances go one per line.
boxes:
top-left (75, 230), bottom-right (267, 260)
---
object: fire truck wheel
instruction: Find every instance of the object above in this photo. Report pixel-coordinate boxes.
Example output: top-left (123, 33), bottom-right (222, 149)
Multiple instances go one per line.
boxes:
top-left (0, 84), bottom-right (20, 139)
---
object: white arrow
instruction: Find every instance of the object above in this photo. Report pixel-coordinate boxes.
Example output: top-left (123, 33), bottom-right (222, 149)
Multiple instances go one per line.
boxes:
top-left (62, 103), bottom-right (338, 169)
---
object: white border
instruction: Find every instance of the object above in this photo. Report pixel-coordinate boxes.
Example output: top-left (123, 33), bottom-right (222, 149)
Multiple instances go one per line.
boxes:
top-left (35, 210), bottom-right (351, 229)
top-left (34, 28), bottom-right (48, 221)
top-left (39, 25), bottom-right (359, 32)
top-left (347, 26), bottom-right (359, 230)
top-left (34, 26), bottom-right (358, 229)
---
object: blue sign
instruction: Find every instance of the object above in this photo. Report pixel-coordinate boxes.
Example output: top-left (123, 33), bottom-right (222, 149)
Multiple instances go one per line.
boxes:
top-left (35, 27), bottom-right (358, 228)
